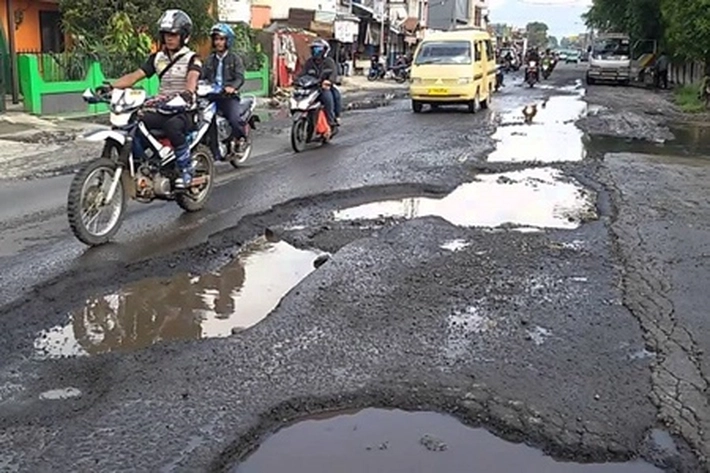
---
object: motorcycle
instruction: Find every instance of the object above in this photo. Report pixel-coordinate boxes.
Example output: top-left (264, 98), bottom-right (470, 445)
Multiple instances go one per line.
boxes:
top-left (525, 61), bottom-right (539, 87)
top-left (195, 81), bottom-right (260, 168)
top-left (68, 87), bottom-right (215, 246)
top-left (289, 74), bottom-right (340, 152)
top-left (391, 65), bottom-right (411, 83)
top-left (367, 62), bottom-right (386, 81)
top-left (541, 59), bottom-right (551, 80)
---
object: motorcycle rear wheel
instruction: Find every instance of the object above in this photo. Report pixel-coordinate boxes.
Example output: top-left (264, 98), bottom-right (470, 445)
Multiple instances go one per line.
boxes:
top-left (67, 158), bottom-right (127, 246)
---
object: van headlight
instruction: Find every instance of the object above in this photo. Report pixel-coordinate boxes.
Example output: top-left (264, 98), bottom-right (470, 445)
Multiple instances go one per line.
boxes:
top-left (458, 77), bottom-right (472, 84)
top-left (411, 77), bottom-right (422, 84)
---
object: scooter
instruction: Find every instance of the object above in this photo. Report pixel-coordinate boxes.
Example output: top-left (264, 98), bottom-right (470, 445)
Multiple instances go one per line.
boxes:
top-left (289, 74), bottom-right (340, 152)
top-left (541, 59), bottom-right (551, 80)
top-left (195, 81), bottom-right (260, 168)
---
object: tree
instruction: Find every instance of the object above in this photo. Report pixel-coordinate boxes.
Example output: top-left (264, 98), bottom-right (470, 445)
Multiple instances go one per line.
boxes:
top-left (547, 36), bottom-right (559, 49)
top-left (661, 0), bottom-right (710, 69)
top-left (583, 0), bottom-right (663, 41)
top-left (526, 22), bottom-right (549, 48)
top-left (59, 0), bottom-right (215, 45)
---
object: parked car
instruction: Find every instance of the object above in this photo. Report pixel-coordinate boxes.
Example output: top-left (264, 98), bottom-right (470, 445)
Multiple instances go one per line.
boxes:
top-left (565, 50), bottom-right (582, 64)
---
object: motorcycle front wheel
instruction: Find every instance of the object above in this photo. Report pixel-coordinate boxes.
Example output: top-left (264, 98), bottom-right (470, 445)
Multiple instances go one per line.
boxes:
top-left (67, 158), bottom-right (127, 246)
top-left (176, 145), bottom-right (214, 212)
top-left (291, 117), bottom-right (309, 153)
top-left (367, 71), bottom-right (378, 82)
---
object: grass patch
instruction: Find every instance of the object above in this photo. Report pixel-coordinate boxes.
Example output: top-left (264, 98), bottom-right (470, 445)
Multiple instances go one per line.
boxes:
top-left (673, 84), bottom-right (707, 113)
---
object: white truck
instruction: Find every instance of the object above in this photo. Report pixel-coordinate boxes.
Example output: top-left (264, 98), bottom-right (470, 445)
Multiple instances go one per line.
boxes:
top-left (586, 33), bottom-right (632, 85)
top-left (586, 33), bottom-right (657, 86)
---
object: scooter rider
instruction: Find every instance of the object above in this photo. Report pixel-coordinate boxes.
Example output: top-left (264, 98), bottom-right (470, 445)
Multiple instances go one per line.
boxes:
top-left (201, 22), bottom-right (247, 154)
top-left (298, 39), bottom-right (342, 126)
top-left (105, 9), bottom-right (202, 188)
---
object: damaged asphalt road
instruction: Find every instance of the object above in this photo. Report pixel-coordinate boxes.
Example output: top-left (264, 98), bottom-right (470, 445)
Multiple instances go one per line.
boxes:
top-left (1, 64), bottom-right (709, 472)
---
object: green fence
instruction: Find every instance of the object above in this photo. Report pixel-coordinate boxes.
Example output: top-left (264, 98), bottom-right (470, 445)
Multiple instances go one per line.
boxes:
top-left (17, 53), bottom-right (270, 116)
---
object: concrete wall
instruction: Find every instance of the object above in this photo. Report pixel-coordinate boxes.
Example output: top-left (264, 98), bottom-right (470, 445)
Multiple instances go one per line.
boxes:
top-left (427, 0), bottom-right (470, 30)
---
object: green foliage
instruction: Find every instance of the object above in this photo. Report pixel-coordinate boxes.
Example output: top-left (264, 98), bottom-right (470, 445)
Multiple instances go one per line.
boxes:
top-left (526, 22), bottom-right (548, 48)
top-left (583, 0), bottom-right (663, 41)
top-left (661, 0), bottom-right (710, 62)
top-left (547, 36), bottom-right (559, 49)
top-left (673, 83), bottom-right (707, 112)
top-left (59, 0), bottom-right (215, 44)
top-left (230, 23), bottom-right (264, 70)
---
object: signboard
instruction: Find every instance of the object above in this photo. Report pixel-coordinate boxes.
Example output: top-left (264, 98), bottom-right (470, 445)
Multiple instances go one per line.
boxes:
top-left (218, 0), bottom-right (251, 23)
top-left (335, 19), bottom-right (359, 42)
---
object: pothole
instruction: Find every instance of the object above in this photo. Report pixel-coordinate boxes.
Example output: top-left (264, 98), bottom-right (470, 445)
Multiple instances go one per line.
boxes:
top-left (333, 168), bottom-right (597, 229)
top-left (232, 408), bottom-right (661, 472)
top-left (33, 237), bottom-right (320, 358)
top-left (488, 95), bottom-right (588, 163)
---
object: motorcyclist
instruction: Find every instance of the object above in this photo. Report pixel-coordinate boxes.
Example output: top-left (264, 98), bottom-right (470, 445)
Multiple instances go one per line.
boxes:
top-left (525, 47), bottom-right (541, 63)
top-left (106, 9), bottom-right (201, 188)
top-left (298, 39), bottom-right (341, 127)
top-left (201, 23), bottom-right (247, 154)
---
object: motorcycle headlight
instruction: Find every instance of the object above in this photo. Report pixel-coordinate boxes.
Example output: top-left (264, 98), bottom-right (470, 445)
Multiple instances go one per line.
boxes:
top-left (530, 61), bottom-right (537, 67)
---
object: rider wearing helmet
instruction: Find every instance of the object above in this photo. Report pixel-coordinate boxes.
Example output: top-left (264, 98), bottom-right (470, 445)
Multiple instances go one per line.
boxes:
top-left (298, 39), bottom-right (341, 126)
top-left (108, 9), bottom-right (202, 188)
top-left (201, 23), bottom-right (247, 154)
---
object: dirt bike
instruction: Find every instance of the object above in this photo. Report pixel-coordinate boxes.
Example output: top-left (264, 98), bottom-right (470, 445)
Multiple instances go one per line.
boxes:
top-left (289, 74), bottom-right (340, 152)
top-left (195, 81), bottom-right (260, 168)
top-left (68, 87), bottom-right (215, 246)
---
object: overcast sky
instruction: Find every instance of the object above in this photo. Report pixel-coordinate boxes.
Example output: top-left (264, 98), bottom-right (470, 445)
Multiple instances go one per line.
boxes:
top-left (488, 0), bottom-right (593, 38)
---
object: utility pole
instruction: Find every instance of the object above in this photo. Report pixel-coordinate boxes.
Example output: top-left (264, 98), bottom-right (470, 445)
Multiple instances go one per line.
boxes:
top-left (379, 0), bottom-right (389, 58)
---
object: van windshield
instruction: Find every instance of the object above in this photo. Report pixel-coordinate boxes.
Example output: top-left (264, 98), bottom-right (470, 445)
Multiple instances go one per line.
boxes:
top-left (415, 41), bottom-right (471, 65)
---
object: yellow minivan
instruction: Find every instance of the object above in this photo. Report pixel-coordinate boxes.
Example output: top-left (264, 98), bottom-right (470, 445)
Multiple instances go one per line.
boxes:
top-left (410, 29), bottom-right (498, 113)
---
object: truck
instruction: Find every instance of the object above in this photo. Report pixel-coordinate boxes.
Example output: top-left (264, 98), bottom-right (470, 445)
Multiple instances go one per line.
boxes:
top-left (585, 32), bottom-right (657, 86)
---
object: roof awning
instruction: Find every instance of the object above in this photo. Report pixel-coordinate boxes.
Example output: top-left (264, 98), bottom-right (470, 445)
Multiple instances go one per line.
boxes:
top-left (401, 17), bottom-right (419, 33)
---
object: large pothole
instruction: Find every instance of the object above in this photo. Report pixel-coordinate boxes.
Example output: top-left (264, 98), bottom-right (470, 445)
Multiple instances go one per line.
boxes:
top-left (33, 237), bottom-right (321, 358)
top-left (232, 408), bottom-right (661, 472)
top-left (333, 168), bottom-right (597, 230)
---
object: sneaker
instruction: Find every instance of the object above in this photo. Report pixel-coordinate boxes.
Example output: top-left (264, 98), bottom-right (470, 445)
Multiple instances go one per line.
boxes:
top-left (174, 169), bottom-right (193, 189)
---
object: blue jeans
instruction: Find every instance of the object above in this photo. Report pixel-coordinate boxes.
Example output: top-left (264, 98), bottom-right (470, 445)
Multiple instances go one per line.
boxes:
top-left (320, 87), bottom-right (341, 124)
top-left (216, 97), bottom-right (246, 140)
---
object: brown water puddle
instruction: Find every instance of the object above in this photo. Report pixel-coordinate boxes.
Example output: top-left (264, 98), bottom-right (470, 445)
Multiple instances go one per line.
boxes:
top-left (232, 409), bottom-right (661, 473)
top-left (33, 238), bottom-right (319, 358)
top-left (488, 94), bottom-right (589, 163)
top-left (334, 168), bottom-right (596, 229)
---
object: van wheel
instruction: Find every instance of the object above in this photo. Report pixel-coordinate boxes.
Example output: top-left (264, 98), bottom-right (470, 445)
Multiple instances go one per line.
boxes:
top-left (412, 100), bottom-right (423, 113)
top-left (480, 92), bottom-right (490, 109)
top-left (468, 95), bottom-right (479, 113)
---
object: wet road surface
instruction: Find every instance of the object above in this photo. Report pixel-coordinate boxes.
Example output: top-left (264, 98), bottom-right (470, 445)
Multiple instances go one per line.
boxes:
top-left (1, 64), bottom-right (708, 472)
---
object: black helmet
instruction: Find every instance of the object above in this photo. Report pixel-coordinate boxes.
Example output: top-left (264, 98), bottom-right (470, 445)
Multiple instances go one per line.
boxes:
top-left (157, 9), bottom-right (193, 46)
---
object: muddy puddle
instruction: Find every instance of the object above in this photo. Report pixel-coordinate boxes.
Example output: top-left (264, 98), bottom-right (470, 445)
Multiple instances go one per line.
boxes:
top-left (233, 408), bottom-right (661, 473)
top-left (334, 167), bottom-right (596, 229)
top-left (33, 238), bottom-right (319, 358)
top-left (588, 123), bottom-right (710, 163)
top-left (488, 94), bottom-right (588, 163)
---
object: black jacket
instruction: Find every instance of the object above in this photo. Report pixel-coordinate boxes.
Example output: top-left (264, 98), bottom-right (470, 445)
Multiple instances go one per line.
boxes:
top-left (298, 57), bottom-right (338, 83)
top-left (201, 51), bottom-right (245, 89)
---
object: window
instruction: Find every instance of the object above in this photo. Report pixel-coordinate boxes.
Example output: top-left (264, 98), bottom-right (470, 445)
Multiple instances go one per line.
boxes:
top-left (415, 41), bottom-right (472, 65)
top-left (474, 41), bottom-right (481, 61)
top-left (484, 40), bottom-right (494, 61)
top-left (40, 11), bottom-right (64, 53)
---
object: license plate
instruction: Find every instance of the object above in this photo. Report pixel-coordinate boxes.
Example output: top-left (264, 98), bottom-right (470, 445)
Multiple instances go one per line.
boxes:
top-left (428, 88), bottom-right (449, 95)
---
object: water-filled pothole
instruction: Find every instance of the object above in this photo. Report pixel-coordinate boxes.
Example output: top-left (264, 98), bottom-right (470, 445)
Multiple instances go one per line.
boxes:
top-left (588, 123), bottom-right (710, 163)
top-left (334, 168), bottom-right (596, 229)
top-left (233, 408), bottom-right (661, 472)
top-left (488, 95), bottom-right (588, 163)
top-left (33, 237), bottom-right (319, 358)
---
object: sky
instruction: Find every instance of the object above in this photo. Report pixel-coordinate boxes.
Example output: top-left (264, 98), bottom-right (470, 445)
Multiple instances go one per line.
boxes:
top-left (488, 0), bottom-right (593, 38)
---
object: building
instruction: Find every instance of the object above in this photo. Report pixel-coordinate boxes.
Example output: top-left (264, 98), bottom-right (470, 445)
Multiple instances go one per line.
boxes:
top-left (427, 0), bottom-right (487, 31)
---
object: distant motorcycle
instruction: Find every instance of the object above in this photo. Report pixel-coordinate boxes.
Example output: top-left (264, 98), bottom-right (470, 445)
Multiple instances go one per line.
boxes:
top-left (525, 61), bottom-right (539, 87)
top-left (367, 61), bottom-right (386, 81)
top-left (541, 59), bottom-right (551, 80)
top-left (391, 65), bottom-right (410, 83)
top-left (289, 74), bottom-right (340, 152)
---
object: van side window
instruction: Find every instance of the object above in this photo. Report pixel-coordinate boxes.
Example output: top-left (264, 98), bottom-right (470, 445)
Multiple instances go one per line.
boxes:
top-left (474, 42), bottom-right (482, 61)
top-left (485, 40), bottom-right (494, 61)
